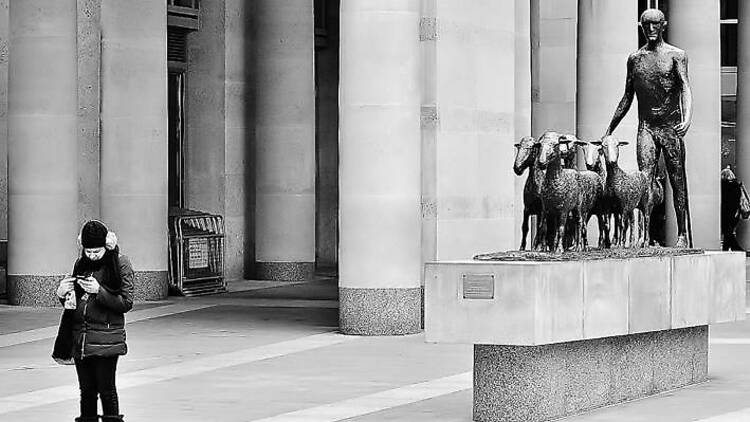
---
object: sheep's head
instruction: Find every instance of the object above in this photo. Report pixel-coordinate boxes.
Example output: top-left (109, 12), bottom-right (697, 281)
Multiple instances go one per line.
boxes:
top-left (513, 136), bottom-right (538, 175)
top-left (537, 131), bottom-right (571, 169)
top-left (600, 135), bottom-right (629, 165)
top-left (559, 134), bottom-right (579, 168)
top-left (581, 139), bottom-right (603, 170)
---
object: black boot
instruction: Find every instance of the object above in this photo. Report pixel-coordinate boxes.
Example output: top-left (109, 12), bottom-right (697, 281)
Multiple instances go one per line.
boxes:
top-left (101, 415), bottom-right (124, 422)
top-left (74, 417), bottom-right (100, 422)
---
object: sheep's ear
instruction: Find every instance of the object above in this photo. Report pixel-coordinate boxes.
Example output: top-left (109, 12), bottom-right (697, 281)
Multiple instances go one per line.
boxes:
top-left (618, 140), bottom-right (630, 146)
top-left (589, 139), bottom-right (602, 146)
top-left (573, 139), bottom-right (587, 146)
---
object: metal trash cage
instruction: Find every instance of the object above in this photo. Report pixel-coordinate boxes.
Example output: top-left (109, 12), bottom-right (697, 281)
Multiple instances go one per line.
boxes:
top-left (168, 212), bottom-right (225, 296)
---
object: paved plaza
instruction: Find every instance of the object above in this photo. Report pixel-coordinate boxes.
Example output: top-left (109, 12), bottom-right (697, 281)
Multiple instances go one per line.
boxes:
top-left (1, 277), bottom-right (750, 422)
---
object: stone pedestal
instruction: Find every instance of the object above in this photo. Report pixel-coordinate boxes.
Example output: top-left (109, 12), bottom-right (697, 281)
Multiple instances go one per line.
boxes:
top-left (425, 252), bottom-right (745, 421)
top-left (474, 327), bottom-right (707, 422)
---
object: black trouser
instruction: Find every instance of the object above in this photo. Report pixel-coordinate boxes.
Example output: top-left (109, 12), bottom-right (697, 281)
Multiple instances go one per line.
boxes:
top-left (74, 356), bottom-right (119, 417)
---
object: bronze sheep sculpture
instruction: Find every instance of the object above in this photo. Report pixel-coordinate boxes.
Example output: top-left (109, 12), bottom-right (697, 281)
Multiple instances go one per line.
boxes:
top-left (515, 132), bottom-right (661, 252)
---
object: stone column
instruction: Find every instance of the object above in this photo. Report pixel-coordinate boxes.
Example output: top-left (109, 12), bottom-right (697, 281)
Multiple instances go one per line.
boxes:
top-left (7, 0), bottom-right (78, 306)
top-left (254, 0), bottom-right (316, 281)
top-left (100, 0), bottom-right (169, 300)
top-left (577, 0), bottom-right (638, 169)
top-left (669, 1), bottom-right (722, 249)
top-left (531, 0), bottom-right (577, 137)
top-left (735, 0), bottom-right (750, 247)
top-left (77, 0), bottom-right (101, 227)
top-left (339, 0), bottom-right (421, 335)
top-left (514, 0), bottom-right (532, 247)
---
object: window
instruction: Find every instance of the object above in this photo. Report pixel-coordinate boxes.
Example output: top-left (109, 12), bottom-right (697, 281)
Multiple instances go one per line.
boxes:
top-left (720, 0), bottom-right (738, 67)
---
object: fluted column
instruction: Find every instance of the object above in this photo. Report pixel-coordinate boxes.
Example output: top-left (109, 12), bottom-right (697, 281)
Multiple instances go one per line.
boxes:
top-left (100, 0), bottom-right (169, 300)
top-left (339, 0), bottom-right (422, 335)
top-left (669, 1), bottom-right (722, 249)
top-left (735, 0), bottom-right (750, 247)
top-left (254, 0), bottom-right (316, 281)
top-left (7, 0), bottom-right (78, 306)
top-left (577, 0), bottom-right (639, 169)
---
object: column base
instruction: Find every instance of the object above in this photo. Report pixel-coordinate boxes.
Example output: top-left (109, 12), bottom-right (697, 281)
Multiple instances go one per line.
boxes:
top-left (134, 270), bottom-right (168, 301)
top-left (474, 326), bottom-right (708, 422)
top-left (255, 261), bottom-right (314, 281)
top-left (7, 275), bottom-right (64, 307)
top-left (8, 271), bottom-right (169, 306)
top-left (339, 287), bottom-right (422, 335)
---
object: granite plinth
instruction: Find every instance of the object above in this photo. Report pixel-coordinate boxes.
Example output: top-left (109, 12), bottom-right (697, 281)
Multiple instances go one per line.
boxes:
top-left (255, 261), bottom-right (315, 281)
top-left (339, 287), bottom-right (421, 335)
top-left (424, 252), bottom-right (744, 421)
top-left (134, 270), bottom-right (169, 301)
top-left (473, 326), bottom-right (708, 422)
top-left (7, 271), bottom-right (168, 306)
top-left (7, 275), bottom-right (63, 307)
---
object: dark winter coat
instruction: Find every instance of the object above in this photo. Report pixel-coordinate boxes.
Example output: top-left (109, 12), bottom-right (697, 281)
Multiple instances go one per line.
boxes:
top-left (69, 254), bottom-right (135, 359)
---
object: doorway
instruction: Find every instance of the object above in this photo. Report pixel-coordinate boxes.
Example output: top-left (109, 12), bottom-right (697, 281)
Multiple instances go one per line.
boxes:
top-left (168, 71), bottom-right (186, 211)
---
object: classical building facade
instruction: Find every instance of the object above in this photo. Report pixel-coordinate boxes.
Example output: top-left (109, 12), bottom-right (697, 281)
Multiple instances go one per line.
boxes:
top-left (0, 0), bottom-right (742, 335)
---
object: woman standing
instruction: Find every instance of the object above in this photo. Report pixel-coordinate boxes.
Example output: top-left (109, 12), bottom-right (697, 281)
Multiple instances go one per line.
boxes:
top-left (55, 220), bottom-right (134, 422)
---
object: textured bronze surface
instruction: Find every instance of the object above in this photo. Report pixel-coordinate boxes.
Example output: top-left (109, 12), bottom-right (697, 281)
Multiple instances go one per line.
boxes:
top-left (599, 136), bottom-right (649, 248)
top-left (473, 246), bottom-right (702, 262)
top-left (582, 141), bottom-right (613, 248)
top-left (605, 9), bottom-right (693, 248)
top-left (537, 132), bottom-right (583, 253)
top-left (514, 136), bottom-right (545, 250)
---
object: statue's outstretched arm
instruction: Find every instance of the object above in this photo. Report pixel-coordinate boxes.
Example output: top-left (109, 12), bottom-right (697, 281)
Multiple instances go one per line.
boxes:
top-left (605, 55), bottom-right (635, 137)
top-left (674, 51), bottom-right (693, 137)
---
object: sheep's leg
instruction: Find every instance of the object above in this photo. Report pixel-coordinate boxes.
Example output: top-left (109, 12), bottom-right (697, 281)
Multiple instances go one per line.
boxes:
top-left (555, 213), bottom-right (567, 253)
top-left (612, 213), bottom-right (621, 248)
top-left (580, 212), bottom-right (589, 251)
top-left (520, 208), bottom-right (531, 250)
top-left (643, 204), bottom-right (653, 247)
top-left (628, 210), bottom-right (638, 248)
top-left (575, 210), bottom-right (583, 251)
top-left (611, 214), bottom-right (618, 247)
top-left (638, 209), bottom-right (647, 247)
top-left (597, 213), bottom-right (610, 249)
top-left (533, 214), bottom-right (546, 251)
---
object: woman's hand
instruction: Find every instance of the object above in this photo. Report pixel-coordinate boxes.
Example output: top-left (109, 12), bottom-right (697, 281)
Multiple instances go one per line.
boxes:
top-left (56, 278), bottom-right (75, 298)
top-left (78, 276), bottom-right (101, 294)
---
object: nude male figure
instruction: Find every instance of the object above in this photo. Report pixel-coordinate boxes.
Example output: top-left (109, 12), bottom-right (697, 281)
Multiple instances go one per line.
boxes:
top-left (605, 8), bottom-right (693, 248)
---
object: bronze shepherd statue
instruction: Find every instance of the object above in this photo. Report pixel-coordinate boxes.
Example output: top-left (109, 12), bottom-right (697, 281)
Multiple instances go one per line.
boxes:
top-left (604, 8), bottom-right (693, 248)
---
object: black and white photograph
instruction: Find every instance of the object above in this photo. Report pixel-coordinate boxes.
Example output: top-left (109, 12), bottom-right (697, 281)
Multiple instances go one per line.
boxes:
top-left (0, 0), bottom-right (749, 421)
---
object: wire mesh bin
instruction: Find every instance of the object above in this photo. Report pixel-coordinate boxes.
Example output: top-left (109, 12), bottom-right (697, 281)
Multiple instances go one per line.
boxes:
top-left (169, 212), bottom-right (226, 296)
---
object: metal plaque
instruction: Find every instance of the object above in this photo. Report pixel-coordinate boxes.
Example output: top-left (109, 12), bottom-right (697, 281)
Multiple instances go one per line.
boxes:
top-left (462, 274), bottom-right (495, 299)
